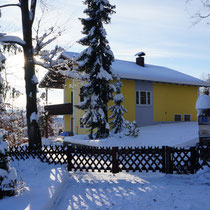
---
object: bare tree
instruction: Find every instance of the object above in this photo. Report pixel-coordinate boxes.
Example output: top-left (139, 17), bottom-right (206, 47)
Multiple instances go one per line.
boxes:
top-left (0, 1), bottom-right (74, 147)
top-left (187, 0), bottom-right (210, 23)
top-left (0, 1), bottom-right (42, 148)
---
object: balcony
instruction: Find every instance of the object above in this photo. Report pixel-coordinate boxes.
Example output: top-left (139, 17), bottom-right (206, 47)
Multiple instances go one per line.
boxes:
top-left (44, 103), bottom-right (73, 115)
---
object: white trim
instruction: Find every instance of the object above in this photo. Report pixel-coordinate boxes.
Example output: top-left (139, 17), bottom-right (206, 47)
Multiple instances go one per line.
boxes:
top-left (135, 90), bottom-right (152, 106)
top-left (73, 79), bottom-right (75, 134)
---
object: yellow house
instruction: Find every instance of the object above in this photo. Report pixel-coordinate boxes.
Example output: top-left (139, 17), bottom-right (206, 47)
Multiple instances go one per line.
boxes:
top-left (39, 51), bottom-right (210, 135)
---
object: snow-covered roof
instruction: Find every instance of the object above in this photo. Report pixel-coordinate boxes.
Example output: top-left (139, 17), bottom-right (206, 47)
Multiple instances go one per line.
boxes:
top-left (61, 51), bottom-right (210, 87)
top-left (135, 52), bottom-right (145, 57)
top-left (196, 95), bottom-right (210, 110)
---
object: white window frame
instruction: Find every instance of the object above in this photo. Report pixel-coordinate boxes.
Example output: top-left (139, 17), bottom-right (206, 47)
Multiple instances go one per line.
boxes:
top-left (135, 90), bottom-right (152, 106)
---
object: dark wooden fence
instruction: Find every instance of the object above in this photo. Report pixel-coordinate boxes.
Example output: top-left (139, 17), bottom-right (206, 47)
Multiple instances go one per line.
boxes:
top-left (9, 145), bottom-right (68, 164)
top-left (8, 144), bottom-right (209, 174)
top-left (67, 145), bottom-right (209, 174)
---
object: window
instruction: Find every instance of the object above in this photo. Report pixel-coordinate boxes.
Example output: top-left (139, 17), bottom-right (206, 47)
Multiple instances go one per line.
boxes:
top-left (140, 91), bottom-right (146, 104)
top-left (135, 90), bottom-right (152, 105)
top-left (184, 114), bottom-right (191, 121)
top-left (174, 114), bottom-right (182, 121)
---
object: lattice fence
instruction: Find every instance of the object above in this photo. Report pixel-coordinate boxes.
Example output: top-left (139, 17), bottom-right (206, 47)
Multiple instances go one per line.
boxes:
top-left (197, 144), bottom-right (210, 169)
top-left (67, 145), bottom-right (210, 174)
top-left (9, 145), bottom-right (68, 164)
top-left (67, 146), bottom-right (112, 172)
top-left (118, 147), bottom-right (164, 172)
top-left (8, 144), bottom-right (209, 174)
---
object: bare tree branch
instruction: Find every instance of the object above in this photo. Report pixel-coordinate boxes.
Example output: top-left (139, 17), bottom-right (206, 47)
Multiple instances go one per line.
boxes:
top-left (0, 4), bottom-right (21, 9)
top-left (198, 12), bottom-right (210, 18)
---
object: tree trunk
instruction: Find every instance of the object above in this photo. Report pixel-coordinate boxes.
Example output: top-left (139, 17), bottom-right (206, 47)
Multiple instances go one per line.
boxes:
top-left (20, 0), bottom-right (41, 148)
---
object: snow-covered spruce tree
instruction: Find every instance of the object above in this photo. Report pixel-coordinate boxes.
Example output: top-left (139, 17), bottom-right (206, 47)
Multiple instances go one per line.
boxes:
top-left (109, 76), bottom-right (127, 134)
top-left (0, 131), bottom-right (17, 199)
top-left (76, 0), bottom-right (116, 139)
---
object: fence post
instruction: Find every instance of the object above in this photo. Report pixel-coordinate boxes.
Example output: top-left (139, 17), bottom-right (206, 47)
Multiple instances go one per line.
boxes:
top-left (162, 146), bottom-right (166, 173)
top-left (165, 146), bottom-right (173, 174)
top-left (67, 145), bottom-right (73, 171)
top-left (190, 146), bottom-right (197, 174)
top-left (112, 147), bottom-right (119, 174)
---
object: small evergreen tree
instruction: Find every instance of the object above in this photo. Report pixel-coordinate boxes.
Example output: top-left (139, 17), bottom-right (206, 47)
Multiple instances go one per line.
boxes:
top-left (109, 76), bottom-right (127, 134)
top-left (124, 121), bottom-right (140, 138)
top-left (76, 0), bottom-right (116, 139)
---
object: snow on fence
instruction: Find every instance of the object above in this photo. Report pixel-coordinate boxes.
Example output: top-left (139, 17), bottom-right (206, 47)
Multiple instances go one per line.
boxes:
top-left (7, 144), bottom-right (209, 174)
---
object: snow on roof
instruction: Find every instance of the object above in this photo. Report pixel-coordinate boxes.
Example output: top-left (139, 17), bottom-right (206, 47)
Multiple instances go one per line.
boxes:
top-left (196, 95), bottom-right (210, 110)
top-left (135, 52), bottom-right (145, 57)
top-left (61, 51), bottom-right (210, 87)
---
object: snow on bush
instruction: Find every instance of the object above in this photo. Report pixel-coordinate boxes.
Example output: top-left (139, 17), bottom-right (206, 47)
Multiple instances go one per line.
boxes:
top-left (0, 131), bottom-right (17, 199)
top-left (124, 121), bottom-right (140, 138)
top-left (196, 94), bottom-right (210, 110)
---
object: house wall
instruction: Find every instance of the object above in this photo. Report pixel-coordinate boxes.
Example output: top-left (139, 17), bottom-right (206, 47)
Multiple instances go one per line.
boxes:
top-left (135, 80), bottom-right (154, 126)
top-left (72, 79), bottom-right (135, 135)
top-left (153, 83), bottom-right (198, 122)
top-left (74, 80), bottom-right (90, 135)
top-left (64, 78), bottom-right (73, 132)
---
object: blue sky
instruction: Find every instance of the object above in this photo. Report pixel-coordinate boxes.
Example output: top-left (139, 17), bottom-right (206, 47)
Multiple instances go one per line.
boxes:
top-left (51, 0), bottom-right (210, 79)
top-left (1, 0), bottom-right (210, 106)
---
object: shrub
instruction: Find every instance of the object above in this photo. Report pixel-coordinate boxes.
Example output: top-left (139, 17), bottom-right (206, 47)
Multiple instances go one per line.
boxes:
top-left (124, 121), bottom-right (140, 137)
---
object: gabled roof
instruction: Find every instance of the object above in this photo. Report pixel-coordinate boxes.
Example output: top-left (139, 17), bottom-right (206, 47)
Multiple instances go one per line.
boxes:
top-left (111, 59), bottom-right (210, 87)
top-left (40, 51), bottom-right (210, 88)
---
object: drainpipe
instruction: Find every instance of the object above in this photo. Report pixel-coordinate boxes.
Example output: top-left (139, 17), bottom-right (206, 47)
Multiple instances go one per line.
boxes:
top-left (73, 79), bottom-right (75, 135)
top-left (45, 88), bottom-right (48, 138)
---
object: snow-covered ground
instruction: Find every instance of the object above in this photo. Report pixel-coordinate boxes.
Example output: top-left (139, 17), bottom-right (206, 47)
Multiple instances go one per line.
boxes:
top-left (64, 122), bottom-right (199, 148)
top-left (0, 158), bottom-right (209, 210)
top-left (0, 158), bottom-right (69, 210)
top-left (0, 122), bottom-right (209, 210)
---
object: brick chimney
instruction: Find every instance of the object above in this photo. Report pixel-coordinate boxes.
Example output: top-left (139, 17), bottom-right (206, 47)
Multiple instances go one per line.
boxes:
top-left (135, 52), bottom-right (145, 67)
